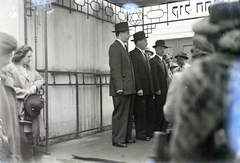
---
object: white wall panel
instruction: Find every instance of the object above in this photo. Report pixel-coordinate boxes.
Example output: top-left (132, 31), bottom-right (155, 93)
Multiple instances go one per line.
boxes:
top-left (48, 86), bottom-right (77, 137)
top-left (24, 4), bottom-right (115, 139)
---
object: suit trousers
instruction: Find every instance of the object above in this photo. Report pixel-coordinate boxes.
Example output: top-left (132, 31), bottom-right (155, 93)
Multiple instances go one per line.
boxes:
top-left (134, 95), bottom-right (155, 138)
top-left (112, 95), bottom-right (134, 143)
top-left (154, 95), bottom-right (168, 132)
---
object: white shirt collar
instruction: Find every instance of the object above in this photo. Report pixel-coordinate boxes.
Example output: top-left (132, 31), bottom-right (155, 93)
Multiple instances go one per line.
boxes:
top-left (116, 39), bottom-right (127, 48)
top-left (156, 55), bottom-right (162, 61)
top-left (136, 47), bottom-right (145, 54)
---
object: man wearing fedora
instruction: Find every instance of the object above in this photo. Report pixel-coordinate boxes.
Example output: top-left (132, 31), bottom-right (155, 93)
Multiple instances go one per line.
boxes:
top-left (174, 51), bottom-right (190, 73)
top-left (108, 22), bottom-right (136, 148)
top-left (130, 31), bottom-right (155, 141)
top-left (149, 40), bottom-right (169, 132)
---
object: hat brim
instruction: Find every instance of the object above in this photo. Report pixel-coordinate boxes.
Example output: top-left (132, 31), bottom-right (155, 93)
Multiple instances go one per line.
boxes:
top-left (131, 36), bottom-right (149, 42)
top-left (153, 45), bottom-right (168, 48)
top-left (165, 57), bottom-right (173, 60)
top-left (193, 17), bottom-right (240, 36)
top-left (175, 55), bottom-right (189, 59)
top-left (112, 29), bottom-right (132, 33)
top-left (145, 50), bottom-right (154, 54)
top-left (170, 66), bottom-right (178, 69)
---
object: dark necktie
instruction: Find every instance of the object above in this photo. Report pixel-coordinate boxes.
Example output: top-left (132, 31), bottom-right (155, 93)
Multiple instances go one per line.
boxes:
top-left (124, 45), bottom-right (128, 52)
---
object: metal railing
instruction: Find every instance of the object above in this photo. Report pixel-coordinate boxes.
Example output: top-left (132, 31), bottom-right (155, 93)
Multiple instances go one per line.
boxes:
top-left (37, 69), bottom-right (111, 154)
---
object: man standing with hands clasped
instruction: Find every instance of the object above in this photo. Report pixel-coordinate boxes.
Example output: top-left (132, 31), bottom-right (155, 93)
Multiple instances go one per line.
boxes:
top-left (130, 31), bottom-right (155, 141)
top-left (109, 22), bottom-right (136, 148)
top-left (150, 40), bottom-right (169, 132)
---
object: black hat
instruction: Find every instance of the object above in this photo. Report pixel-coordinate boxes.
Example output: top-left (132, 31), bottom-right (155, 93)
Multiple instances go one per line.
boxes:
top-left (24, 94), bottom-right (44, 118)
top-left (193, 1), bottom-right (240, 35)
top-left (153, 40), bottom-right (168, 48)
top-left (131, 31), bottom-right (148, 42)
top-left (175, 51), bottom-right (189, 59)
top-left (112, 22), bottom-right (129, 32)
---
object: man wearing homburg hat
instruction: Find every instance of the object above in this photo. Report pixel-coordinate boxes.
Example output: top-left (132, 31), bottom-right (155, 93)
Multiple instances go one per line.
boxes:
top-left (149, 40), bottom-right (169, 132)
top-left (130, 31), bottom-right (155, 141)
top-left (109, 22), bottom-right (136, 148)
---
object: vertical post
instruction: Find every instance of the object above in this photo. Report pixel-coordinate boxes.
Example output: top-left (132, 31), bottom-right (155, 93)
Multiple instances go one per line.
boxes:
top-left (142, 7), bottom-right (144, 31)
top-left (44, 5), bottom-right (50, 155)
top-left (167, 2), bottom-right (169, 26)
top-left (24, 0), bottom-right (28, 45)
top-left (34, 6), bottom-right (38, 69)
top-left (75, 73), bottom-right (79, 138)
top-left (99, 74), bottom-right (103, 132)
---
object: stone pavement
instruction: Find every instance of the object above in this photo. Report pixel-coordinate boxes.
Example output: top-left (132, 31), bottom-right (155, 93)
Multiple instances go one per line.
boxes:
top-left (34, 130), bottom-right (158, 163)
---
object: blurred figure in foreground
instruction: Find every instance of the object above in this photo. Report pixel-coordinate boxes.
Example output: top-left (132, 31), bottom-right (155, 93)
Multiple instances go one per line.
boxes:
top-left (168, 1), bottom-right (240, 162)
top-left (164, 33), bottom-right (215, 125)
top-left (0, 32), bottom-right (22, 162)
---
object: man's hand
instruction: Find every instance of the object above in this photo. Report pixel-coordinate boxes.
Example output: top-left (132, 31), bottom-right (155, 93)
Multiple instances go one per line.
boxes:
top-left (116, 90), bottom-right (123, 95)
top-left (137, 89), bottom-right (143, 96)
top-left (156, 90), bottom-right (161, 95)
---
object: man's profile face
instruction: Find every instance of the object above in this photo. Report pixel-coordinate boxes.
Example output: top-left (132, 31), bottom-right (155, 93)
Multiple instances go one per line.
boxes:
top-left (155, 46), bottom-right (165, 56)
top-left (138, 38), bottom-right (148, 50)
top-left (121, 31), bottom-right (130, 43)
top-left (176, 57), bottom-right (185, 66)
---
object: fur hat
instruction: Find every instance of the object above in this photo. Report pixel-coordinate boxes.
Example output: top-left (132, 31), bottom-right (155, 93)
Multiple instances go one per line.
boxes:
top-left (0, 32), bottom-right (17, 53)
top-left (193, 1), bottom-right (240, 36)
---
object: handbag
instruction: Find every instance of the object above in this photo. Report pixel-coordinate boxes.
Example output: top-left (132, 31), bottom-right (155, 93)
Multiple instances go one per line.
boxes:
top-left (23, 93), bottom-right (44, 119)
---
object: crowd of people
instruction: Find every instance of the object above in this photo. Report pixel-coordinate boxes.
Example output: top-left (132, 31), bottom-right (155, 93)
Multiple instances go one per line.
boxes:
top-left (109, 1), bottom-right (240, 162)
top-left (108, 23), bottom-right (191, 148)
top-left (1, 1), bottom-right (240, 162)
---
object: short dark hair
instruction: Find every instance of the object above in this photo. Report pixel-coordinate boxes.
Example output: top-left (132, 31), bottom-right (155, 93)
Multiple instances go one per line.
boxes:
top-left (12, 45), bottom-right (33, 63)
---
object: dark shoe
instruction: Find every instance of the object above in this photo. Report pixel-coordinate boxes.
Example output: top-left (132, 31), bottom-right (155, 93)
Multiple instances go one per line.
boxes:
top-left (125, 139), bottom-right (136, 143)
top-left (136, 137), bottom-right (150, 141)
top-left (112, 142), bottom-right (127, 148)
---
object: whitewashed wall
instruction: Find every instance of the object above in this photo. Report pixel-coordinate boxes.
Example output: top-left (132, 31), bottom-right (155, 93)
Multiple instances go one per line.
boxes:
top-left (23, 2), bottom-right (115, 139)
top-left (0, 0), bottom-right (25, 46)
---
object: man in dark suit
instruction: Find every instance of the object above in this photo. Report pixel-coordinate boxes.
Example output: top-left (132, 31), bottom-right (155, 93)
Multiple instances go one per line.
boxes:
top-left (130, 31), bottom-right (155, 140)
top-left (149, 40), bottom-right (169, 132)
top-left (109, 22), bottom-right (136, 148)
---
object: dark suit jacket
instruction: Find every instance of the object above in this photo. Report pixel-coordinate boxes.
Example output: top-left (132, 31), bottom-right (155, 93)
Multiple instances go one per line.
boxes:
top-left (130, 48), bottom-right (154, 95)
top-left (109, 40), bottom-right (135, 96)
top-left (149, 55), bottom-right (168, 96)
